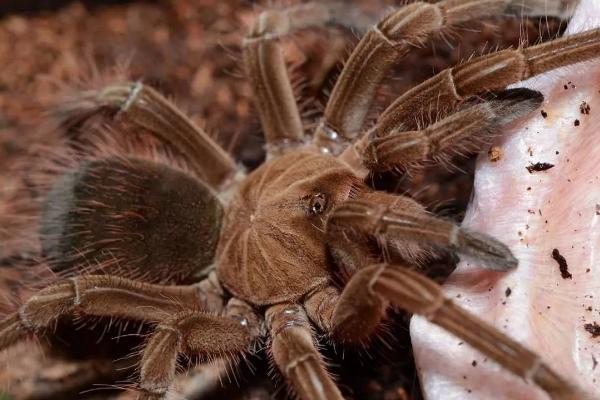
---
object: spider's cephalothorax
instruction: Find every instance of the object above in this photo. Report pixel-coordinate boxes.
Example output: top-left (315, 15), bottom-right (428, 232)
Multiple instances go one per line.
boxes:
top-left (1, 1), bottom-right (599, 399)
top-left (218, 151), bottom-right (360, 305)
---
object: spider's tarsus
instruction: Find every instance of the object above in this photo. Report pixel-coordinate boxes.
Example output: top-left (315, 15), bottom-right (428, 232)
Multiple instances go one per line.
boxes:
top-left (489, 88), bottom-right (544, 126)
top-left (455, 227), bottom-right (519, 271)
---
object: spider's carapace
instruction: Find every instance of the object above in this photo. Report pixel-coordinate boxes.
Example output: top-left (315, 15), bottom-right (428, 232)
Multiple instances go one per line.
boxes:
top-left (218, 151), bottom-right (359, 305)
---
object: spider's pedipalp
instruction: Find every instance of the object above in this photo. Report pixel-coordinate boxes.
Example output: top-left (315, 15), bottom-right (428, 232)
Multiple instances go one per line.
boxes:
top-left (306, 263), bottom-right (593, 399)
top-left (305, 279), bottom-right (383, 345)
top-left (315, 0), bottom-right (576, 153)
top-left (353, 264), bottom-right (592, 400)
top-left (327, 191), bottom-right (517, 271)
top-left (363, 88), bottom-right (544, 172)
top-left (56, 82), bottom-right (237, 189)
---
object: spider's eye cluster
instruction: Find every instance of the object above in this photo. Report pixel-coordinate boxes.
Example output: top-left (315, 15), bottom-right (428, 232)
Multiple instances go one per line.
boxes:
top-left (303, 193), bottom-right (328, 216)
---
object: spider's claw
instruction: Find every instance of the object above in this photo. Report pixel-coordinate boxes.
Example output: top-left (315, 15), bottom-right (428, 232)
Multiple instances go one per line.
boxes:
top-left (454, 227), bottom-right (519, 271)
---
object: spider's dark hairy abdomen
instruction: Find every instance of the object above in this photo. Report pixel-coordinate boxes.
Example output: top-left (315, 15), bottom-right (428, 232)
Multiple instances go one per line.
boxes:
top-left (40, 157), bottom-right (222, 282)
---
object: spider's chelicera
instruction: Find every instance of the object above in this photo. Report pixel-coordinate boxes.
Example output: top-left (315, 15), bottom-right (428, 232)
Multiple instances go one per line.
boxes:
top-left (1, 1), bottom-right (599, 399)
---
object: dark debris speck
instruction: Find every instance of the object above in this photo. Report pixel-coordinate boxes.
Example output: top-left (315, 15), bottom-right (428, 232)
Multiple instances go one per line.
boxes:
top-left (552, 249), bottom-right (572, 280)
top-left (580, 101), bottom-right (591, 115)
top-left (527, 162), bottom-right (554, 173)
top-left (584, 322), bottom-right (600, 338)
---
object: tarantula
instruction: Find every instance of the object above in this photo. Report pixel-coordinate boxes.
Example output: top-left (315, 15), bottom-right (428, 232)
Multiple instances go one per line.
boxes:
top-left (1, 1), bottom-right (600, 399)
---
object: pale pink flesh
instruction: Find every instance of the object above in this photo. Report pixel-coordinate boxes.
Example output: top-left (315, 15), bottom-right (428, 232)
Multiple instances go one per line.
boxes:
top-left (411, 1), bottom-right (600, 399)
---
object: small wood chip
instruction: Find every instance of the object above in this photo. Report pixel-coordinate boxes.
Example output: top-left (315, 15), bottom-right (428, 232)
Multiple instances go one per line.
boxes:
top-left (488, 146), bottom-right (502, 162)
top-left (527, 162), bottom-right (554, 173)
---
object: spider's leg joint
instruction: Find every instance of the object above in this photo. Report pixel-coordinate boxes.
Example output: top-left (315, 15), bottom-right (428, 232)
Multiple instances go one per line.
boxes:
top-left (314, 121), bottom-right (350, 155)
top-left (264, 137), bottom-right (308, 158)
top-left (285, 353), bottom-right (318, 374)
top-left (267, 305), bottom-right (310, 337)
top-left (372, 25), bottom-right (396, 47)
top-left (69, 277), bottom-right (82, 307)
top-left (372, 204), bottom-right (391, 236)
top-left (422, 295), bottom-right (449, 321)
top-left (122, 80), bottom-right (144, 112)
top-left (17, 306), bottom-right (35, 331)
top-left (155, 324), bottom-right (183, 344)
top-left (449, 224), bottom-right (460, 247)
top-left (524, 355), bottom-right (544, 383)
top-left (367, 264), bottom-right (387, 298)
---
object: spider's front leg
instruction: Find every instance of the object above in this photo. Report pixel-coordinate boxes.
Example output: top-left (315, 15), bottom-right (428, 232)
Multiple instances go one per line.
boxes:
top-left (0, 272), bottom-right (225, 351)
top-left (315, 0), bottom-right (578, 151)
top-left (362, 88), bottom-right (544, 171)
top-left (376, 25), bottom-right (600, 135)
top-left (242, 2), bottom-right (378, 154)
top-left (303, 191), bottom-right (591, 399)
top-left (343, 25), bottom-right (600, 172)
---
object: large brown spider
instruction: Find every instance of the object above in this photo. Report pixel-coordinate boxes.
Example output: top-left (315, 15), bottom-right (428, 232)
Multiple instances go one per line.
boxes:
top-left (1, 1), bottom-right (600, 399)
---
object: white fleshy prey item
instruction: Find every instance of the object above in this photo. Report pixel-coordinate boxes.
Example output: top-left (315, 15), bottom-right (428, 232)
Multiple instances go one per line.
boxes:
top-left (411, 1), bottom-right (600, 399)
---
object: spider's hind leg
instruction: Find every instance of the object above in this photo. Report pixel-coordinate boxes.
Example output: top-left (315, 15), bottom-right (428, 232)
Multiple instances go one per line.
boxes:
top-left (0, 273), bottom-right (226, 351)
top-left (138, 298), bottom-right (260, 400)
top-left (56, 81), bottom-right (238, 189)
